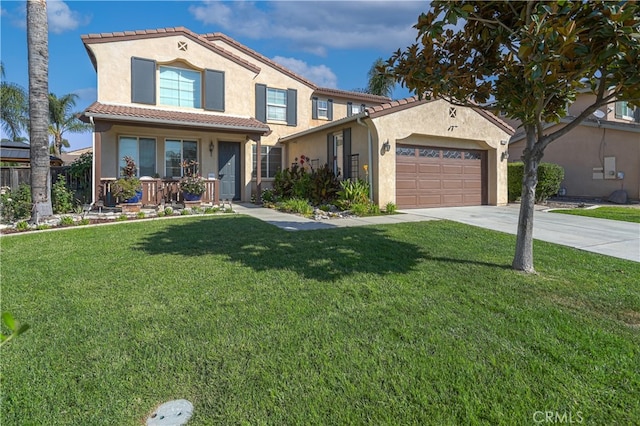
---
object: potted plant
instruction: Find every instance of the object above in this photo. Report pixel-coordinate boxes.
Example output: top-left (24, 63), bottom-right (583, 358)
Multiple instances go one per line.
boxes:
top-left (179, 160), bottom-right (205, 201)
top-left (113, 156), bottom-right (142, 203)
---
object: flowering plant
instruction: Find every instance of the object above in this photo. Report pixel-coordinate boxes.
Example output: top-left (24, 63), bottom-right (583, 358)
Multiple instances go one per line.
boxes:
top-left (179, 160), bottom-right (206, 195)
top-left (113, 156), bottom-right (142, 201)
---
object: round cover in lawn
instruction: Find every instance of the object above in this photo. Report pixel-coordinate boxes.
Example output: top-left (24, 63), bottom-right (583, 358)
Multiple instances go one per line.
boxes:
top-left (146, 399), bottom-right (193, 425)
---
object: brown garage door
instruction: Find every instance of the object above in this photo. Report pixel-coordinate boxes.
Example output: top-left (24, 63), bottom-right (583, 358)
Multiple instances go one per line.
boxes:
top-left (396, 145), bottom-right (487, 208)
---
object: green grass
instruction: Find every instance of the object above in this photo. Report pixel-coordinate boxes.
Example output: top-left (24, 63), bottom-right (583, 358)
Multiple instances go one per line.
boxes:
top-left (1, 216), bottom-right (639, 425)
top-left (551, 206), bottom-right (640, 223)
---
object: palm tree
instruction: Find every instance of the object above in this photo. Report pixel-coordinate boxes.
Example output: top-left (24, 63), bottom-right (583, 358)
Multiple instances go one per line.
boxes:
top-left (366, 58), bottom-right (395, 98)
top-left (48, 92), bottom-right (91, 156)
top-left (0, 62), bottom-right (29, 140)
top-left (27, 0), bottom-right (53, 220)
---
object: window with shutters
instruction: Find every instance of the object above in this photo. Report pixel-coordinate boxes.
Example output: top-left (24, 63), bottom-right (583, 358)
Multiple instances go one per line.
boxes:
top-left (267, 88), bottom-right (287, 121)
top-left (317, 100), bottom-right (328, 118)
top-left (159, 66), bottom-right (201, 108)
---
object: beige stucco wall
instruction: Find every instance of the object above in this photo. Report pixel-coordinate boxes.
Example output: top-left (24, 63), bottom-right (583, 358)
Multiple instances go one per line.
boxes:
top-left (372, 99), bottom-right (511, 207)
top-left (509, 124), bottom-right (640, 200)
top-left (283, 99), bottom-right (512, 207)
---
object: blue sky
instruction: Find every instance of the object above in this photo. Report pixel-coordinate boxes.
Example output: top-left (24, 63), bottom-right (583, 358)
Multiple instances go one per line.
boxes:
top-left (0, 0), bottom-right (424, 150)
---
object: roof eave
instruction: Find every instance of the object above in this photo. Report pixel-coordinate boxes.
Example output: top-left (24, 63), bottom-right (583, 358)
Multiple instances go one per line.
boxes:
top-left (82, 112), bottom-right (270, 134)
top-left (279, 112), bottom-right (368, 143)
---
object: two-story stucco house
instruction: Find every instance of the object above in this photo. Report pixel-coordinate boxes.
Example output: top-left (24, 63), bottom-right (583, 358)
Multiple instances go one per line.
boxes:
top-left (80, 27), bottom-right (514, 209)
top-left (507, 93), bottom-right (640, 201)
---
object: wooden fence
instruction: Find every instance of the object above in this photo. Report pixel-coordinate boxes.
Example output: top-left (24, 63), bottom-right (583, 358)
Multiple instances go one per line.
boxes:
top-left (99, 178), bottom-right (220, 207)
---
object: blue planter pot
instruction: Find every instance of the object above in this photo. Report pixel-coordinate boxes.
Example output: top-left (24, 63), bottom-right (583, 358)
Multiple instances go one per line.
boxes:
top-left (183, 191), bottom-right (203, 202)
top-left (125, 190), bottom-right (143, 204)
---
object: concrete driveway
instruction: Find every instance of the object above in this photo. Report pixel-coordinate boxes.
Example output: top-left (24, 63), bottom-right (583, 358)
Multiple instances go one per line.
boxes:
top-left (234, 203), bottom-right (639, 262)
top-left (402, 205), bottom-right (640, 263)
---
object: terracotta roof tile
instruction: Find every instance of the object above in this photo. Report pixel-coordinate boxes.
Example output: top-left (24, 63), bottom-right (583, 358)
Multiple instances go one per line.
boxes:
top-left (81, 27), bottom-right (261, 74)
top-left (313, 87), bottom-right (390, 104)
top-left (81, 102), bottom-right (270, 133)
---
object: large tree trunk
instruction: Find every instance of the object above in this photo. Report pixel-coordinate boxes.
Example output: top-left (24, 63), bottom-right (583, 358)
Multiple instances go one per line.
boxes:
top-left (27, 0), bottom-right (52, 222)
top-left (512, 127), bottom-right (543, 273)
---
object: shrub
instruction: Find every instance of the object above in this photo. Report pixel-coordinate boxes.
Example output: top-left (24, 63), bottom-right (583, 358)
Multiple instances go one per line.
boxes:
top-left (507, 162), bottom-right (524, 202)
top-left (35, 224), bottom-right (51, 230)
top-left (59, 216), bottom-right (75, 226)
top-left (164, 207), bottom-right (174, 216)
top-left (157, 211), bottom-right (165, 217)
top-left (78, 218), bottom-right (90, 226)
top-left (274, 163), bottom-right (307, 199)
top-left (116, 214), bottom-right (128, 221)
top-left (337, 179), bottom-right (370, 209)
top-left (261, 188), bottom-right (277, 203)
top-left (385, 202), bottom-right (397, 214)
top-left (508, 162), bottom-right (565, 203)
top-left (113, 156), bottom-right (141, 202)
top-left (537, 163), bottom-right (564, 202)
top-left (0, 184), bottom-right (32, 222)
top-left (136, 212), bottom-right (146, 219)
top-left (204, 207), bottom-right (218, 214)
top-left (277, 198), bottom-right (313, 217)
top-left (309, 164), bottom-right (340, 205)
top-left (52, 174), bottom-right (74, 214)
top-left (15, 221), bottom-right (29, 231)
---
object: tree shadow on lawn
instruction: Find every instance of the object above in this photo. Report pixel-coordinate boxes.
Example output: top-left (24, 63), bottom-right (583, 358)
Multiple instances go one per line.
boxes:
top-left (133, 216), bottom-right (508, 281)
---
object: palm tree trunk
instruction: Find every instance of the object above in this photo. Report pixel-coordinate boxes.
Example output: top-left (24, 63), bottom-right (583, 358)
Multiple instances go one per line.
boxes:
top-left (27, 0), bottom-right (52, 221)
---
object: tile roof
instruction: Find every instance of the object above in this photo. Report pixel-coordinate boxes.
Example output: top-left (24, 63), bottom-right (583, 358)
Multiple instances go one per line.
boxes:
top-left (82, 27), bottom-right (393, 103)
top-left (313, 87), bottom-right (391, 104)
top-left (81, 102), bottom-right (270, 134)
top-left (81, 27), bottom-right (261, 74)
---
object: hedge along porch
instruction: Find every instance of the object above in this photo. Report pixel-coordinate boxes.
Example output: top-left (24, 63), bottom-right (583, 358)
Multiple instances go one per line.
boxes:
top-left (81, 103), bottom-right (269, 206)
top-left (280, 97), bottom-right (514, 209)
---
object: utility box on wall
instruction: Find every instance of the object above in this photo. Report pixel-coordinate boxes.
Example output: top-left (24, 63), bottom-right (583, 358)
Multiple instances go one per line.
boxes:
top-left (604, 156), bottom-right (616, 180)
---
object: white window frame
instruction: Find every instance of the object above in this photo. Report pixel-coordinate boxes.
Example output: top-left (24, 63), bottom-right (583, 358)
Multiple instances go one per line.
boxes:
top-left (267, 88), bottom-right (287, 121)
top-left (164, 139), bottom-right (198, 178)
top-left (252, 145), bottom-right (282, 179)
top-left (616, 101), bottom-right (635, 121)
top-left (317, 100), bottom-right (328, 119)
top-left (351, 104), bottom-right (362, 115)
top-left (159, 65), bottom-right (202, 108)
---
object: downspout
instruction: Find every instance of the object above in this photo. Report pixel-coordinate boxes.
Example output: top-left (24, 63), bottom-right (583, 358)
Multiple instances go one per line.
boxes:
top-left (356, 115), bottom-right (374, 202)
top-left (89, 116), bottom-right (95, 204)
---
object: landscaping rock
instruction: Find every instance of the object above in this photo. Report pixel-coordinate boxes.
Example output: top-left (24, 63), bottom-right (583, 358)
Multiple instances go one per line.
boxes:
top-left (607, 190), bottom-right (628, 204)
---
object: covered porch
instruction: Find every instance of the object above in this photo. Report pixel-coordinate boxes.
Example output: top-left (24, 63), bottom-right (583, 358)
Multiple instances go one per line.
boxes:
top-left (80, 102), bottom-right (270, 207)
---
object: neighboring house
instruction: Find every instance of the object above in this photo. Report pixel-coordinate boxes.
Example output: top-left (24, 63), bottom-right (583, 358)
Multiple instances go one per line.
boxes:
top-left (0, 140), bottom-right (63, 166)
top-left (507, 94), bottom-right (640, 201)
top-left (60, 146), bottom-right (92, 166)
top-left (79, 27), bottom-right (513, 208)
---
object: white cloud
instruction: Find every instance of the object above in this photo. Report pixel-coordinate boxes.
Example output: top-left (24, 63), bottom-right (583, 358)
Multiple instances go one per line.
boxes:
top-left (189, 1), bottom-right (423, 55)
top-left (48, 0), bottom-right (90, 34)
top-left (272, 56), bottom-right (337, 88)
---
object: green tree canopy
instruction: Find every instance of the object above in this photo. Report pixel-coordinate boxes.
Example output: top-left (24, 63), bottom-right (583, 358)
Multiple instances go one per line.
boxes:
top-left (0, 63), bottom-right (29, 140)
top-left (387, 1), bottom-right (640, 272)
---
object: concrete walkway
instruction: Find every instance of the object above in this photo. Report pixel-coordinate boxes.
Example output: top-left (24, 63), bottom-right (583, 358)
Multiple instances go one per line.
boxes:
top-left (233, 203), bottom-right (640, 262)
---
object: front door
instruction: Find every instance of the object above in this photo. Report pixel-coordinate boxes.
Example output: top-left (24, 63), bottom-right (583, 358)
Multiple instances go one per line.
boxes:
top-left (218, 141), bottom-right (241, 200)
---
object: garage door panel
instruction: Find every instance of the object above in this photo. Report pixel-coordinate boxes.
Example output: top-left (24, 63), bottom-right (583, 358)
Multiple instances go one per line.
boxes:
top-left (396, 144), bottom-right (486, 209)
top-left (418, 179), bottom-right (442, 190)
top-left (442, 164), bottom-right (464, 175)
top-left (396, 179), bottom-right (417, 190)
top-left (418, 164), bottom-right (442, 174)
top-left (442, 179), bottom-right (463, 189)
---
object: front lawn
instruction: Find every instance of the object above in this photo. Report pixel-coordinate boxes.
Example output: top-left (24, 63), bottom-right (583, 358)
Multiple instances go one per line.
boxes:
top-left (550, 206), bottom-right (640, 223)
top-left (1, 216), bottom-right (638, 425)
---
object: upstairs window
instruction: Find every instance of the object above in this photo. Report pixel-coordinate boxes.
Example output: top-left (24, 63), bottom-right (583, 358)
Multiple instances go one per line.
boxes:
top-left (255, 84), bottom-right (297, 126)
top-left (159, 66), bottom-right (202, 108)
top-left (317, 100), bottom-right (328, 118)
top-left (267, 88), bottom-right (287, 121)
top-left (312, 97), bottom-right (333, 120)
top-left (615, 101), bottom-right (636, 121)
top-left (347, 102), bottom-right (365, 117)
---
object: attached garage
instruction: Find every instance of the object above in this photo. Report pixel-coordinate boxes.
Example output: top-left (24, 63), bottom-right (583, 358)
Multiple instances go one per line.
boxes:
top-left (280, 97), bottom-right (514, 208)
top-left (395, 145), bottom-right (487, 208)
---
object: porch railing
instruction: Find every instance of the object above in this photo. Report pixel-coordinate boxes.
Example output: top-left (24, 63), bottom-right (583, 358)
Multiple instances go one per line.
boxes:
top-left (99, 178), bottom-right (220, 207)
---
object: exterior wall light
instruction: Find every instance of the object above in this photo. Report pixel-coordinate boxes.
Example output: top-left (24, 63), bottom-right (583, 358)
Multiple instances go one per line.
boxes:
top-left (209, 141), bottom-right (214, 157)
top-left (382, 140), bottom-right (391, 153)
